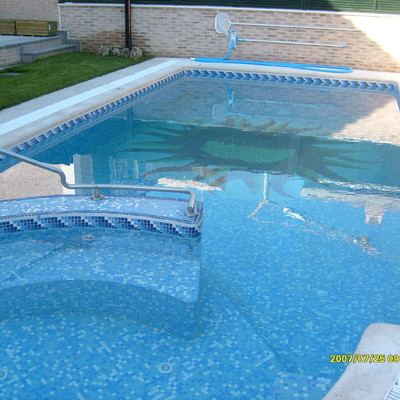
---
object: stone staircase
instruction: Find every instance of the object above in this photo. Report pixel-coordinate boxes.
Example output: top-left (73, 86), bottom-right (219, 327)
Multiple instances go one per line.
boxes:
top-left (0, 30), bottom-right (80, 67)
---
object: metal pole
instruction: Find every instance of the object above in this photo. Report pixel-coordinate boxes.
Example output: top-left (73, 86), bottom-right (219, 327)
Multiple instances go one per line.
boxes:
top-left (125, 0), bottom-right (132, 50)
top-left (232, 21), bottom-right (356, 32)
top-left (238, 37), bottom-right (347, 48)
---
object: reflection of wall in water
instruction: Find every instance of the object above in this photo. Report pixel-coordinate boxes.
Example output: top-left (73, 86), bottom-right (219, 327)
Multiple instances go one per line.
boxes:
top-left (301, 187), bottom-right (400, 225)
top-left (129, 79), bottom-right (400, 144)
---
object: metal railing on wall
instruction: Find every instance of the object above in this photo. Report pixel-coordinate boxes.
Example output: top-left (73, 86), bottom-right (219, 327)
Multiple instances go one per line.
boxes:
top-left (215, 12), bottom-right (356, 49)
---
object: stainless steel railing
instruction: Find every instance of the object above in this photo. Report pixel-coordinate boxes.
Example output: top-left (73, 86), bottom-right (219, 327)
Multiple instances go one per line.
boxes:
top-left (0, 148), bottom-right (197, 217)
top-left (215, 12), bottom-right (356, 48)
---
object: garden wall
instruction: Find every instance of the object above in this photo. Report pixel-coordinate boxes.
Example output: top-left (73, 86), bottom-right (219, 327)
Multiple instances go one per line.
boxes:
top-left (0, 0), bottom-right (59, 21)
top-left (59, 4), bottom-right (400, 72)
top-left (1, 1), bottom-right (399, 72)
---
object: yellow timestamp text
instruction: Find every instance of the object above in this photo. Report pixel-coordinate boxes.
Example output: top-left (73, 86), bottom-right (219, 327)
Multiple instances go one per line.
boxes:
top-left (330, 354), bottom-right (400, 363)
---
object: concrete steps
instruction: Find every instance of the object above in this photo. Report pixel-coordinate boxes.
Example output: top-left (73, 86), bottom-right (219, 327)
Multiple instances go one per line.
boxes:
top-left (0, 32), bottom-right (80, 67)
top-left (22, 43), bottom-right (77, 62)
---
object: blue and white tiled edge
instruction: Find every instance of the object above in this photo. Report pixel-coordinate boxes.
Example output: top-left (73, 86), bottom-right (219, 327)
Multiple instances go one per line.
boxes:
top-left (0, 69), bottom-right (398, 170)
top-left (0, 194), bottom-right (203, 238)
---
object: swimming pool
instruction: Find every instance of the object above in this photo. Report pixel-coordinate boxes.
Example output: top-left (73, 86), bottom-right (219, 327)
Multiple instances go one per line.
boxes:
top-left (1, 68), bottom-right (400, 399)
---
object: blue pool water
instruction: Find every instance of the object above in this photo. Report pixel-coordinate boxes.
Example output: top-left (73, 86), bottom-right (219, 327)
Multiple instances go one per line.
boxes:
top-left (1, 71), bottom-right (400, 399)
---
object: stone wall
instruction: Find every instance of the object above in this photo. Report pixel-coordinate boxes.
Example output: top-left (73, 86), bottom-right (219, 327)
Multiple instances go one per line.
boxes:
top-left (0, 47), bottom-right (21, 67)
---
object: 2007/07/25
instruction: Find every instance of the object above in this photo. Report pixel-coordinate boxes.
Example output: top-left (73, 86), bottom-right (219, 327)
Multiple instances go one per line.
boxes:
top-left (330, 354), bottom-right (400, 363)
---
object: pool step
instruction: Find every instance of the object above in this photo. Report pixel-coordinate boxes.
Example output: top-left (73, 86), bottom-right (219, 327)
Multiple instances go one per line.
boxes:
top-left (0, 194), bottom-right (203, 337)
top-left (0, 194), bottom-right (203, 238)
top-left (0, 227), bottom-right (202, 338)
top-left (21, 43), bottom-right (77, 62)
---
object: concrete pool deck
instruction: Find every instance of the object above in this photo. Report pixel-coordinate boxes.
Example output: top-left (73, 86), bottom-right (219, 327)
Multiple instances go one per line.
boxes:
top-left (0, 57), bottom-right (399, 150)
top-left (323, 323), bottom-right (400, 400)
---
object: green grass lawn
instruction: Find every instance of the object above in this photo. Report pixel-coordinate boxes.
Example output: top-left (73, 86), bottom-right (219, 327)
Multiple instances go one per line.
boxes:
top-left (0, 52), bottom-right (152, 110)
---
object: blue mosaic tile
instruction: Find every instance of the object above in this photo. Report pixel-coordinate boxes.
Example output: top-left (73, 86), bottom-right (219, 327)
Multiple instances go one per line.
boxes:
top-left (272, 373), bottom-right (333, 399)
top-left (0, 228), bottom-right (201, 339)
top-left (0, 195), bottom-right (203, 238)
top-left (0, 67), bottom-right (398, 399)
top-left (182, 69), bottom-right (398, 94)
top-left (0, 272), bottom-right (285, 399)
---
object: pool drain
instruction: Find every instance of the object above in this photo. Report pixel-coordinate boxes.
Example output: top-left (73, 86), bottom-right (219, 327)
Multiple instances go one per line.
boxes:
top-left (82, 234), bottom-right (95, 241)
top-left (0, 368), bottom-right (8, 381)
top-left (158, 362), bottom-right (173, 375)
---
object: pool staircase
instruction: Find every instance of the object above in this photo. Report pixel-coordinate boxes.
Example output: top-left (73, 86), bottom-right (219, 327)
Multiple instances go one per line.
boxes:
top-left (0, 149), bottom-right (337, 398)
top-left (0, 226), bottom-right (202, 339)
top-left (0, 149), bottom-right (203, 338)
top-left (200, 277), bottom-right (334, 398)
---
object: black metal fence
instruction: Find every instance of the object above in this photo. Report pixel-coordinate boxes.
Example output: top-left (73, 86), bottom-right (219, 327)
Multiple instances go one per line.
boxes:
top-left (58, 0), bottom-right (400, 14)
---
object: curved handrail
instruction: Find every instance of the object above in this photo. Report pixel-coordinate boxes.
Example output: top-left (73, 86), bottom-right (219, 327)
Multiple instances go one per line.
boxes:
top-left (0, 148), bottom-right (197, 217)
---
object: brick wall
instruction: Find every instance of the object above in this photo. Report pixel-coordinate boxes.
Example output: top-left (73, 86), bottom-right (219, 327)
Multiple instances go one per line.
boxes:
top-left (59, 4), bottom-right (400, 73)
top-left (59, 4), bottom-right (125, 49)
top-left (1, 1), bottom-right (399, 72)
top-left (0, 0), bottom-right (59, 21)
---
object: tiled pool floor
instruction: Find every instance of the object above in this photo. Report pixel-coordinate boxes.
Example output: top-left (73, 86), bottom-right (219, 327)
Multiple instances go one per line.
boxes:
top-left (0, 219), bottom-right (339, 399)
top-left (0, 277), bottom-right (332, 400)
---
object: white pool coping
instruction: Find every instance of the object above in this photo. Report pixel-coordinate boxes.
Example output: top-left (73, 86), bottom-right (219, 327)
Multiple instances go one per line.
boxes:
top-left (323, 323), bottom-right (400, 400)
top-left (0, 59), bottom-right (178, 137)
top-left (0, 57), bottom-right (399, 149)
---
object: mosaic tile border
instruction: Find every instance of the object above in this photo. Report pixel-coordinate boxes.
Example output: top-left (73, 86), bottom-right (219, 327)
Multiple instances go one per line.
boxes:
top-left (0, 195), bottom-right (203, 238)
top-left (0, 213), bottom-right (200, 237)
top-left (0, 68), bottom-right (398, 169)
top-left (184, 69), bottom-right (399, 95)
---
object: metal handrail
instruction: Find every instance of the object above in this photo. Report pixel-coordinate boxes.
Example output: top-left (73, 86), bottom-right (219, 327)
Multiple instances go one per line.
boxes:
top-left (215, 13), bottom-right (355, 48)
top-left (231, 21), bottom-right (356, 31)
top-left (215, 13), bottom-right (357, 34)
top-left (0, 149), bottom-right (197, 217)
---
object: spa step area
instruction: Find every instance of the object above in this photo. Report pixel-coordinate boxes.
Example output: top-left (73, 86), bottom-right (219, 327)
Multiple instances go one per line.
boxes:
top-left (0, 226), bottom-right (202, 339)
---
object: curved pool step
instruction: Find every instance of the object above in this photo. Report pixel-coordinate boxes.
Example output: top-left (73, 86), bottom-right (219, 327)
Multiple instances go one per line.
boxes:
top-left (0, 227), bottom-right (202, 339)
top-left (0, 194), bottom-right (203, 238)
